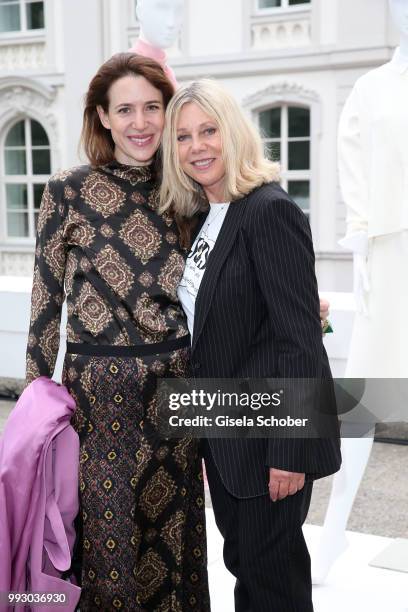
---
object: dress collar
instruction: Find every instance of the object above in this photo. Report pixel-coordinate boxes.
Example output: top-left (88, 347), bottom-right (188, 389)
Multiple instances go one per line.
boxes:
top-left (101, 160), bottom-right (154, 185)
top-left (389, 47), bottom-right (408, 75)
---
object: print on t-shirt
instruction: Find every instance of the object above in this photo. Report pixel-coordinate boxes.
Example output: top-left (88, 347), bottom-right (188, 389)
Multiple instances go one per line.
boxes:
top-left (187, 236), bottom-right (212, 271)
top-left (177, 203), bottom-right (230, 336)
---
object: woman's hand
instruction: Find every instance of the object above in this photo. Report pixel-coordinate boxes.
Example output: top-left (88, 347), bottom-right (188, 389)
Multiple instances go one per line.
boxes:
top-left (319, 298), bottom-right (333, 334)
top-left (319, 298), bottom-right (329, 322)
top-left (268, 468), bottom-right (305, 502)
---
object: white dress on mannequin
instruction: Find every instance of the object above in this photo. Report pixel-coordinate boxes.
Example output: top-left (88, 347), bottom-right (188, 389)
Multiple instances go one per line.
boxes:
top-left (339, 47), bottom-right (408, 379)
top-left (312, 45), bottom-right (408, 584)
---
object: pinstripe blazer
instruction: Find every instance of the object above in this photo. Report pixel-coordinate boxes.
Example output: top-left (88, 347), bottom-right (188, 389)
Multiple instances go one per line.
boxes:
top-left (191, 181), bottom-right (341, 498)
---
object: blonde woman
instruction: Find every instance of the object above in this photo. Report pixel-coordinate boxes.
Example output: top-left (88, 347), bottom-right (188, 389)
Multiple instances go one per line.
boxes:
top-left (160, 79), bottom-right (341, 612)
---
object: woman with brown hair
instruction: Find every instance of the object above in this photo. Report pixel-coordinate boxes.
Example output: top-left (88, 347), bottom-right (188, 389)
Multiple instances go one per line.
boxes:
top-left (25, 53), bottom-right (210, 611)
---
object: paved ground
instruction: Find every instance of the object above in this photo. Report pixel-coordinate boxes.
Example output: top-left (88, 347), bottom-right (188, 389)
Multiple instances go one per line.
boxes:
top-left (1, 398), bottom-right (407, 539)
top-left (307, 441), bottom-right (408, 538)
top-left (0, 399), bottom-right (13, 433)
top-left (0, 400), bottom-right (14, 432)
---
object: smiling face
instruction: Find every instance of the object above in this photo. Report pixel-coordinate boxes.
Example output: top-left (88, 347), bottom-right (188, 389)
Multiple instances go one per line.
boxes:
top-left (176, 102), bottom-right (226, 203)
top-left (137, 0), bottom-right (184, 49)
top-left (97, 74), bottom-right (165, 166)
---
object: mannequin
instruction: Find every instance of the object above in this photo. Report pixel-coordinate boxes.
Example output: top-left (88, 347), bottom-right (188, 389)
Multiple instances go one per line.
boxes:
top-left (312, 0), bottom-right (408, 583)
top-left (129, 0), bottom-right (185, 89)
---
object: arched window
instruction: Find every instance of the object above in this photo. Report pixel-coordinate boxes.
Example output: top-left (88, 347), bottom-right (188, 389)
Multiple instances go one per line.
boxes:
top-left (258, 105), bottom-right (311, 217)
top-left (2, 118), bottom-right (51, 239)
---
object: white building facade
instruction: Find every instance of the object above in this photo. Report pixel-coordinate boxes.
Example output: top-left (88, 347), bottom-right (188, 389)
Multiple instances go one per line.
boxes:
top-left (0, 0), bottom-right (398, 290)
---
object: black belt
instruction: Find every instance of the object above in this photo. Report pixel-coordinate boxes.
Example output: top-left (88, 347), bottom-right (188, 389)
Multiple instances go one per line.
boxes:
top-left (66, 335), bottom-right (190, 357)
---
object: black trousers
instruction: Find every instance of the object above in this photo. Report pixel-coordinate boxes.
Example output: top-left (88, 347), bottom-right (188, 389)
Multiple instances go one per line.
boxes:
top-left (203, 442), bottom-right (314, 612)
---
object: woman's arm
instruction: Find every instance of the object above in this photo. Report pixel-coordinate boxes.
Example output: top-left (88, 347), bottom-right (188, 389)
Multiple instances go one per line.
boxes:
top-left (248, 192), bottom-right (322, 378)
top-left (338, 82), bottom-right (369, 237)
top-left (247, 190), bottom-right (329, 480)
top-left (26, 177), bottom-right (68, 384)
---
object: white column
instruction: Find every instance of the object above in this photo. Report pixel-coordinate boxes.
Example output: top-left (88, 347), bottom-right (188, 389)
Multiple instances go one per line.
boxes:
top-left (102, 0), bottom-right (129, 59)
top-left (60, 0), bottom-right (104, 167)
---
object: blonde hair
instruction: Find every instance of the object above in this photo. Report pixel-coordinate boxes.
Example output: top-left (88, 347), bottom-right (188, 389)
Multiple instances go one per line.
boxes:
top-left (160, 79), bottom-right (280, 218)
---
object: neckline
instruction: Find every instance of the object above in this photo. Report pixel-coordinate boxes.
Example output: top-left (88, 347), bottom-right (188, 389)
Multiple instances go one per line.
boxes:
top-left (202, 203), bottom-right (229, 231)
top-left (101, 160), bottom-right (154, 184)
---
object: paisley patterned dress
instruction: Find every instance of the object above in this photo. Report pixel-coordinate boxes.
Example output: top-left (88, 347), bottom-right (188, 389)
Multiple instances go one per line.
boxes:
top-left (26, 162), bottom-right (210, 611)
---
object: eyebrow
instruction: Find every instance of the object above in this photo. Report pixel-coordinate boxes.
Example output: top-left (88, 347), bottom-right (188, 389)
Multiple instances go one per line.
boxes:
top-left (114, 100), bottom-right (163, 109)
top-left (177, 122), bottom-right (216, 132)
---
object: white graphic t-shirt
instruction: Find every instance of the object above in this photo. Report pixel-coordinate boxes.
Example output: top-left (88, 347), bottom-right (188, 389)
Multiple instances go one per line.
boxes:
top-left (178, 203), bottom-right (230, 338)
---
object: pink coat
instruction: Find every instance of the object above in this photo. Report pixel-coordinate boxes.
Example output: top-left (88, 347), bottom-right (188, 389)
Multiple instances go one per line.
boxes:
top-left (129, 38), bottom-right (179, 89)
top-left (0, 377), bottom-right (80, 611)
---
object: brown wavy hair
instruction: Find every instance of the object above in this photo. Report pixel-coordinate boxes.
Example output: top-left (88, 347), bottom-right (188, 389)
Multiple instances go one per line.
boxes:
top-left (80, 52), bottom-right (175, 167)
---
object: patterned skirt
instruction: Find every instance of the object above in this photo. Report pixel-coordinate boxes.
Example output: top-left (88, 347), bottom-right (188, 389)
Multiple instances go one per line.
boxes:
top-left (62, 346), bottom-right (210, 611)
